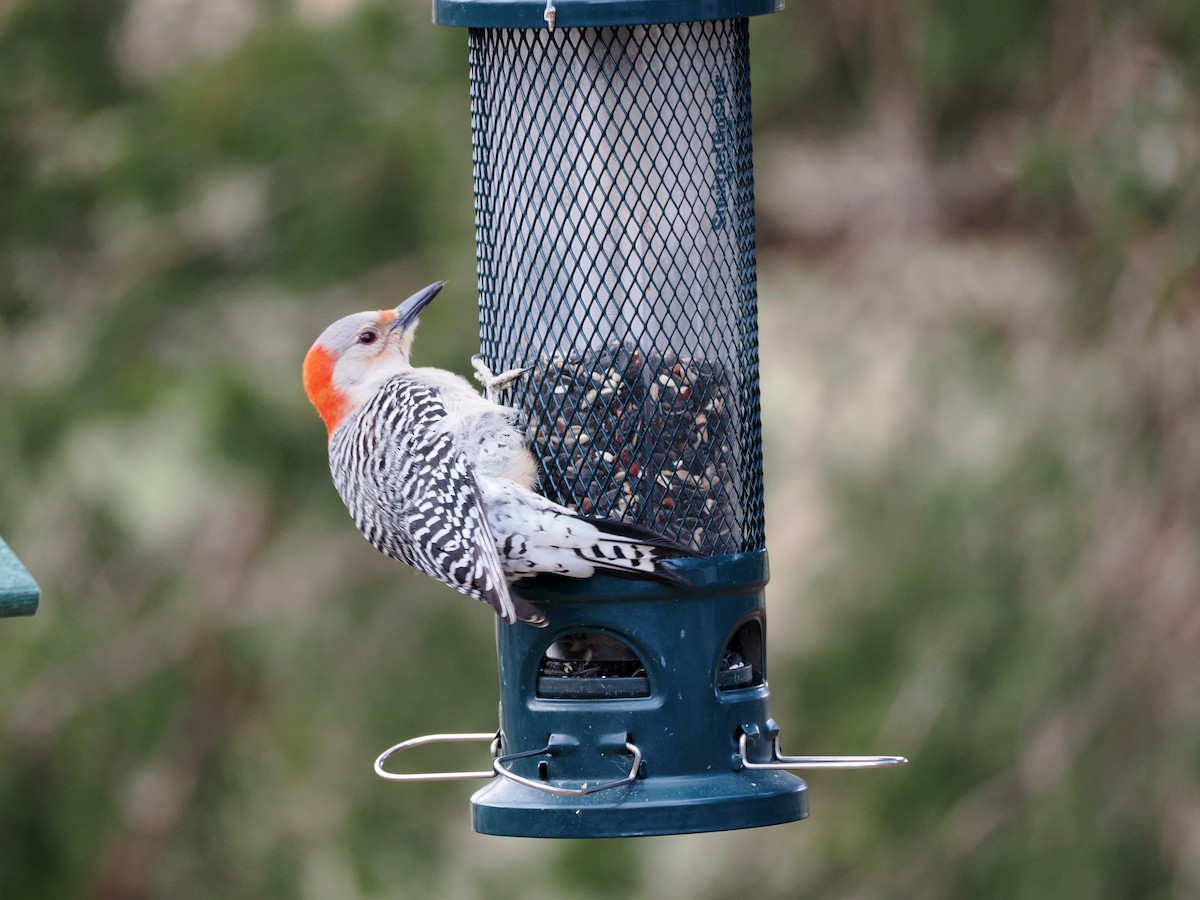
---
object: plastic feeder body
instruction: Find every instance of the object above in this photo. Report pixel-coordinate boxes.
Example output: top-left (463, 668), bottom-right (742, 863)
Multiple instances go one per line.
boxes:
top-left (476, 554), bottom-right (806, 837)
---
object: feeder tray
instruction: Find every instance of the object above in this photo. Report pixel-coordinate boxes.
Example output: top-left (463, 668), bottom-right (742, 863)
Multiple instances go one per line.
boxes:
top-left (373, 0), bottom-right (906, 837)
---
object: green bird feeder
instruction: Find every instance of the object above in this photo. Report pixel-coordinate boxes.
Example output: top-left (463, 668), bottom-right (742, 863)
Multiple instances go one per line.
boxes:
top-left (0, 538), bottom-right (40, 618)
top-left (374, 0), bottom-right (906, 837)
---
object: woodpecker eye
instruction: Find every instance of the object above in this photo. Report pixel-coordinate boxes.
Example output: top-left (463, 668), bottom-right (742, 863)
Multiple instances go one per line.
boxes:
top-left (357, 331), bottom-right (377, 345)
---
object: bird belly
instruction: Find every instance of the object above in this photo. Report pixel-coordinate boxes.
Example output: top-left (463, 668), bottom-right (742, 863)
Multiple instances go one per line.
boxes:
top-left (451, 414), bottom-right (537, 490)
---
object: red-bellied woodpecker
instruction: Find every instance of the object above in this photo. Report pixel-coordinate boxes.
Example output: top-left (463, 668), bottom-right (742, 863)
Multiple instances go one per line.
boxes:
top-left (302, 282), bottom-right (695, 626)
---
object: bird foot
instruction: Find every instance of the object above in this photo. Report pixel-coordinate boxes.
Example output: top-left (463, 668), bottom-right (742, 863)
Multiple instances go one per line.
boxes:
top-left (472, 354), bottom-right (530, 403)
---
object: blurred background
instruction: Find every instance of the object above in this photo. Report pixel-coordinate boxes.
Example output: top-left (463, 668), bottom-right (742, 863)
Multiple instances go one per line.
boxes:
top-left (2, 0), bottom-right (1199, 897)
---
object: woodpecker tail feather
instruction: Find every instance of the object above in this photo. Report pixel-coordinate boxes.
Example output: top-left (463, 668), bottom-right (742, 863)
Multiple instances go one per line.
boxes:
top-left (572, 514), bottom-right (699, 588)
top-left (507, 592), bottom-right (548, 627)
top-left (481, 478), bottom-right (699, 590)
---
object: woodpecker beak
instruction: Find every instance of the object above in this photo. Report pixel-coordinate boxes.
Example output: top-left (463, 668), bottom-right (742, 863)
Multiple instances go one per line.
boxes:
top-left (390, 281), bottom-right (445, 333)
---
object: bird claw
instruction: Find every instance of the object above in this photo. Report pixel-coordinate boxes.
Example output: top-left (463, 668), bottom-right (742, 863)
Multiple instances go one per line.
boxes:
top-left (472, 354), bottom-right (530, 403)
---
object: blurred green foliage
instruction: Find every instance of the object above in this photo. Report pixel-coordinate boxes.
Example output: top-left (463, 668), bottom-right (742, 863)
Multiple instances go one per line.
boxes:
top-left (2, 0), bottom-right (1199, 898)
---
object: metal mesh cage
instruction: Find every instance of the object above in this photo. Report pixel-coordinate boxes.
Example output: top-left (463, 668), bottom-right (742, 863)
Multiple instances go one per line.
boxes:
top-left (471, 20), bottom-right (764, 555)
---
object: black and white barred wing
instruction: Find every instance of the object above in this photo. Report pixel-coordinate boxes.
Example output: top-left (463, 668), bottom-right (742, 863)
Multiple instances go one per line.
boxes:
top-left (332, 376), bottom-right (543, 626)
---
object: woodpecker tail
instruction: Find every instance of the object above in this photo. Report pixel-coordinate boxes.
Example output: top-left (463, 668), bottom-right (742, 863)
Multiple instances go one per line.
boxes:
top-left (571, 514), bottom-right (699, 587)
top-left (506, 593), bottom-right (548, 627)
top-left (483, 479), bottom-right (700, 589)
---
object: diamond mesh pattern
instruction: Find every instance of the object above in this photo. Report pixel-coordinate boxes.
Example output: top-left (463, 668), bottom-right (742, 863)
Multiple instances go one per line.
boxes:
top-left (470, 20), bottom-right (764, 555)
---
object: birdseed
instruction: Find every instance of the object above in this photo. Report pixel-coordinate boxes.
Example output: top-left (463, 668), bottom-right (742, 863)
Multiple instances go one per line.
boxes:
top-left (525, 341), bottom-right (740, 554)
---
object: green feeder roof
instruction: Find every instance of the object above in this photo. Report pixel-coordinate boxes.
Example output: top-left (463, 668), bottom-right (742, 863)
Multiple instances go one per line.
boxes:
top-left (434, 0), bottom-right (784, 29)
top-left (0, 538), bottom-right (39, 618)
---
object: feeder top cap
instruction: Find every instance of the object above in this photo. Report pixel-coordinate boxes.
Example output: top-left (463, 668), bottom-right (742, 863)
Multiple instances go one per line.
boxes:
top-left (434, 0), bottom-right (784, 29)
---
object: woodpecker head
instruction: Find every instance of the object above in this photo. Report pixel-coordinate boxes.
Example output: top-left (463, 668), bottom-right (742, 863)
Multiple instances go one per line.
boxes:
top-left (303, 281), bottom-right (444, 435)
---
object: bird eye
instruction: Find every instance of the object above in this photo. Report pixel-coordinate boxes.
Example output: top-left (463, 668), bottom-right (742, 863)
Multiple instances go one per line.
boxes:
top-left (358, 331), bottom-right (377, 345)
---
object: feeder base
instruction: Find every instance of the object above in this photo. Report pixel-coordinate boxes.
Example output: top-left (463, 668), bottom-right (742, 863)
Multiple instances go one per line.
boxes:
top-left (470, 770), bottom-right (806, 838)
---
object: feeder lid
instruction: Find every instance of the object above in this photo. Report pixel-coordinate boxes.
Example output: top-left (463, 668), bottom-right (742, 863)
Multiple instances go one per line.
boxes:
top-left (0, 538), bottom-right (39, 618)
top-left (434, 0), bottom-right (784, 29)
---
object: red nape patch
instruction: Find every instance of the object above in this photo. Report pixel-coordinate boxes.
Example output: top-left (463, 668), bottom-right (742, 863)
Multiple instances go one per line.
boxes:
top-left (302, 344), bottom-right (349, 436)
